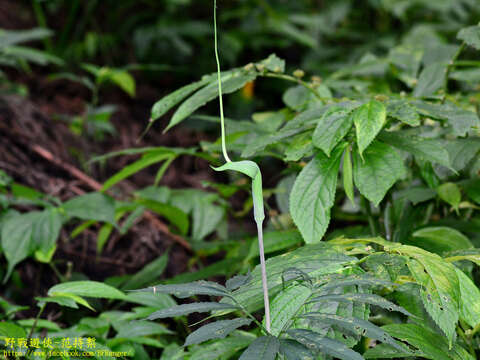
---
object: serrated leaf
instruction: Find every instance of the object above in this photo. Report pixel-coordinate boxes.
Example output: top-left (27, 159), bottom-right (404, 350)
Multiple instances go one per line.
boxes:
top-left (147, 302), bottom-right (237, 320)
top-left (239, 336), bottom-right (279, 360)
top-left (437, 183), bottom-right (461, 211)
top-left (63, 192), bottom-right (115, 223)
top-left (290, 144), bottom-right (345, 243)
top-left (413, 62), bottom-right (447, 97)
top-left (411, 227), bottom-right (472, 255)
top-left (353, 100), bottom-right (386, 156)
top-left (269, 284), bottom-right (312, 336)
top-left (133, 280), bottom-right (229, 298)
top-left (381, 323), bottom-right (473, 360)
top-left (184, 318), bottom-right (252, 346)
top-left (457, 25), bottom-right (480, 50)
top-left (288, 329), bottom-right (363, 360)
top-left (308, 293), bottom-right (412, 316)
top-left (387, 99), bottom-right (420, 126)
top-left (166, 71), bottom-right (257, 132)
top-left (353, 141), bottom-right (406, 206)
top-left (278, 339), bottom-right (314, 360)
top-left (313, 106), bottom-right (353, 156)
top-left (455, 268), bottom-right (480, 329)
top-left (300, 312), bottom-right (407, 351)
top-left (48, 281), bottom-right (127, 300)
top-left (378, 131), bottom-right (452, 169)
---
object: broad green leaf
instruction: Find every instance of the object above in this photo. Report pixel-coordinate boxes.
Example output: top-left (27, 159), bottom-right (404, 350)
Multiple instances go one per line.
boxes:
top-left (395, 187), bottom-right (436, 205)
top-left (184, 318), bottom-right (252, 346)
top-left (387, 99), bottom-right (420, 126)
top-left (246, 229), bottom-right (303, 261)
top-left (290, 144), bottom-right (345, 243)
top-left (381, 323), bottom-right (473, 360)
top-left (315, 273), bottom-right (394, 292)
top-left (445, 139), bottom-right (480, 172)
top-left (35, 295), bottom-right (79, 309)
top-left (455, 268), bottom-right (480, 329)
top-left (378, 131), bottom-right (452, 169)
top-left (228, 242), bottom-right (353, 312)
top-left (288, 329), bottom-right (363, 360)
top-left (410, 227), bottom-right (472, 255)
top-left (353, 100), bottom-right (386, 156)
top-left (437, 183), bottom-right (461, 211)
top-left (124, 292), bottom-right (176, 309)
top-left (166, 71), bottom-right (257, 132)
top-left (278, 339), bottom-right (314, 360)
top-left (260, 53), bottom-right (285, 73)
top-left (32, 208), bottom-right (63, 253)
top-left (213, 160), bottom-right (264, 224)
top-left (309, 293), bottom-right (412, 316)
top-left (48, 281), bottom-right (127, 300)
top-left (96, 223), bottom-right (113, 254)
top-left (113, 320), bottom-right (173, 338)
top-left (147, 302), bottom-right (237, 320)
top-left (1, 212), bottom-right (40, 281)
top-left (17, 318), bottom-right (61, 331)
top-left (413, 62), bottom-right (447, 97)
top-left (0, 322), bottom-right (26, 338)
top-left (188, 331), bottom-right (255, 360)
top-left (165, 258), bottom-right (240, 284)
top-left (63, 192), bottom-right (115, 224)
top-left (269, 284), bottom-right (312, 336)
top-left (300, 313), bottom-right (406, 351)
top-left (388, 244), bottom-right (460, 346)
top-left (364, 343), bottom-right (417, 359)
top-left (102, 152), bottom-right (172, 191)
top-left (138, 199), bottom-right (189, 235)
top-left (284, 132), bottom-right (314, 162)
top-left (160, 344), bottom-right (185, 360)
top-left (42, 292), bottom-right (94, 310)
top-left (343, 146), bottom-right (355, 204)
top-left (239, 336), bottom-right (279, 360)
top-left (457, 25), bottom-right (480, 50)
top-left (109, 70), bottom-right (135, 97)
top-left (353, 141), bottom-right (406, 206)
top-left (313, 106), bottom-right (353, 156)
top-left (226, 273), bottom-right (252, 291)
top-left (133, 280), bottom-right (229, 298)
top-left (283, 85), bottom-right (310, 110)
top-left (192, 197), bottom-right (225, 241)
top-left (241, 128), bottom-right (303, 158)
top-left (121, 252), bottom-right (168, 290)
top-left (465, 179), bottom-right (480, 205)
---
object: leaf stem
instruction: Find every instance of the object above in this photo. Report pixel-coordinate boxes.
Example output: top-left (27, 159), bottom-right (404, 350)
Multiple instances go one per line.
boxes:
top-left (214, 0), bottom-right (231, 163)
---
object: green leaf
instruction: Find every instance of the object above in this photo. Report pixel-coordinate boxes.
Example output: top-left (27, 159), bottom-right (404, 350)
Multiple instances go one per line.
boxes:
top-left (239, 336), bottom-right (279, 360)
top-left (63, 192), bottom-right (115, 224)
top-left (212, 160), bottom-right (264, 224)
top-left (102, 152), bottom-right (173, 191)
top-left (389, 245), bottom-right (460, 346)
top-left (455, 268), bottom-right (480, 329)
top-left (313, 106), bottom-right (353, 156)
top-left (138, 199), bottom-right (189, 235)
top-left (395, 187), bottom-right (436, 205)
top-left (260, 53), bottom-right (285, 73)
top-left (0, 28), bottom-right (53, 48)
top-left (246, 229), bottom-right (303, 261)
top-left (269, 284), bottom-right (312, 336)
top-left (1, 212), bottom-right (39, 281)
top-left (228, 242), bottom-right (353, 312)
top-left (353, 141), bottom-right (406, 206)
top-left (353, 100), bottom-right (386, 156)
top-left (121, 252), bottom-right (169, 290)
top-left (147, 302), bottom-right (237, 320)
top-left (288, 329), bottom-right (363, 360)
top-left (315, 273), bottom-right (394, 292)
top-left (114, 320), bottom-right (173, 338)
top-left (0, 322), bottom-right (26, 338)
top-left (35, 295), bottom-right (79, 309)
top-left (308, 293), bottom-right (412, 316)
top-left (457, 25), bottom-right (480, 50)
top-left (151, 76), bottom-right (213, 121)
top-left (300, 313), bottom-right (406, 351)
top-left (387, 99), bottom-right (420, 126)
top-left (378, 131), bottom-right (452, 169)
top-left (445, 139), bottom-right (480, 172)
top-left (413, 62), bottom-right (447, 97)
top-left (108, 70), bottom-right (136, 97)
top-left (166, 71), bottom-right (257, 132)
top-left (32, 208), bottom-right (63, 253)
top-left (290, 144), bottom-right (345, 243)
top-left (437, 183), bottom-right (461, 211)
top-left (278, 339), bottom-right (314, 360)
top-left (184, 318), bottom-right (252, 346)
top-left (124, 292), bottom-right (176, 309)
top-left (283, 85), bottom-right (310, 110)
top-left (188, 331), bottom-right (255, 360)
top-left (410, 227), bottom-right (472, 255)
top-left (381, 323), bottom-right (472, 360)
top-left (133, 280), bottom-right (229, 298)
top-left (343, 146), bottom-right (355, 205)
top-left (192, 197), bottom-right (225, 241)
top-left (364, 343), bottom-right (416, 359)
top-left (48, 281), bottom-right (127, 300)
top-left (465, 180), bottom-right (480, 205)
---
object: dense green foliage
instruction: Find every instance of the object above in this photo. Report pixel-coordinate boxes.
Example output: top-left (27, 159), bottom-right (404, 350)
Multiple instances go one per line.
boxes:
top-left (1, 0), bottom-right (480, 359)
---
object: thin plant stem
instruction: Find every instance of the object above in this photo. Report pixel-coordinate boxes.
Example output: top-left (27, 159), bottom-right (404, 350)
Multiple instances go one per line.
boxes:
top-left (27, 303), bottom-right (46, 345)
top-left (442, 42), bottom-right (466, 104)
top-left (214, 0), bottom-right (231, 163)
top-left (256, 221), bottom-right (271, 332)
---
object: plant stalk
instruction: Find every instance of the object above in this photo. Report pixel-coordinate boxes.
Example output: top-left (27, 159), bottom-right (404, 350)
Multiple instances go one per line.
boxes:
top-left (257, 221), bottom-right (271, 332)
